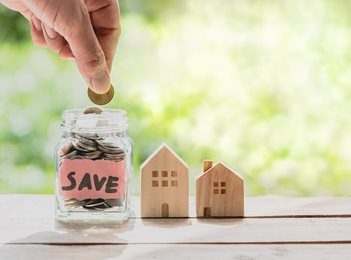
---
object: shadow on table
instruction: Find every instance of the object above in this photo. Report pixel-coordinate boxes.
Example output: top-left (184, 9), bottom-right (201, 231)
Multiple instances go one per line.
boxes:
top-left (196, 217), bottom-right (245, 226)
top-left (141, 217), bottom-right (244, 228)
top-left (55, 218), bottom-right (136, 233)
top-left (9, 218), bottom-right (135, 244)
top-left (141, 218), bottom-right (191, 228)
top-left (0, 243), bottom-right (129, 260)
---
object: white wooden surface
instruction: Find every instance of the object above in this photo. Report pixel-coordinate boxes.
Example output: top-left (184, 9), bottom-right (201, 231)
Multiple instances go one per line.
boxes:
top-left (1, 195), bottom-right (351, 259)
top-left (1, 244), bottom-right (351, 260)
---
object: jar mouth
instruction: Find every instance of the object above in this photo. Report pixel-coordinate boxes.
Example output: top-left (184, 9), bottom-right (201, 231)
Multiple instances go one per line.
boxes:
top-left (61, 109), bottom-right (128, 133)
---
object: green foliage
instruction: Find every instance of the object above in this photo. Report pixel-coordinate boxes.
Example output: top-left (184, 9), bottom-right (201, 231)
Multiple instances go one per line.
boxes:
top-left (0, 0), bottom-right (183, 43)
top-left (0, 6), bottom-right (29, 43)
top-left (119, 0), bottom-right (184, 21)
top-left (1, 0), bottom-right (351, 196)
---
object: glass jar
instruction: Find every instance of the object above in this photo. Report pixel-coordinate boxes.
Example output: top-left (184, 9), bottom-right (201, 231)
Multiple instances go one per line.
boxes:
top-left (55, 108), bottom-right (133, 223)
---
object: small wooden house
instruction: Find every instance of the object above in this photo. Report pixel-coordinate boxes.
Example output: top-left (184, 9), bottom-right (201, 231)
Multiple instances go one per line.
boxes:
top-left (196, 160), bottom-right (244, 217)
top-left (140, 143), bottom-right (189, 218)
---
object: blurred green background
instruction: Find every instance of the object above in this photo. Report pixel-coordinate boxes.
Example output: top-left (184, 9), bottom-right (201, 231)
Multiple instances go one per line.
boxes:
top-left (1, 0), bottom-right (351, 196)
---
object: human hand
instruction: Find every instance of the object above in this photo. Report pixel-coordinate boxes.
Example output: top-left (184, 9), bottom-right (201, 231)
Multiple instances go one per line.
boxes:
top-left (1, 0), bottom-right (120, 94)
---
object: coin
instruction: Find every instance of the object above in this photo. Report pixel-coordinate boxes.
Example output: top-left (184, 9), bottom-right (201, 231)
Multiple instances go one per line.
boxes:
top-left (95, 139), bottom-right (120, 148)
top-left (60, 142), bottom-right (73, 157)
top-left (82, 198), bottom-right (112, 210)
top-left (103, 153), bottom-right (125, 162)
top-left (91, 202), bottom-right (112, 210)
top-left (61, 150), bottom-right (78, 159)
top-left (69, 155), bottom-right (85, 160)
top-left (83, 150), bottom-right (102, 160)
top-left (79, 132), bottom-right (102, 140)
top-left (105, 198), bottom-right (124, 207)
top-left (84, 198), bottom-right (105, 207)
top-left (83, 106), bottom-right (103, 114)
top-left (75, 134), bottom-right (97, 147)
top-left (87, 85), bottom-right (114, 105)
top-left (64, 198), bottom-right (85, 208)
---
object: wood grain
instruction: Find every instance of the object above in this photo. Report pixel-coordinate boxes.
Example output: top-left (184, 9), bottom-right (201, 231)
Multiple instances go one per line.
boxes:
top-left (2, 214), bottom-right (351, 244)
top-left (1, 195), bottom-right (351, 259)
top-left (1, 244), bottom-right (351, 260)
top-left (196, 161), bottom-right (244, 217)
top-left (140, 144), bottom-right (189, 218)
top-left (2, 195), bottom-right (351, 219)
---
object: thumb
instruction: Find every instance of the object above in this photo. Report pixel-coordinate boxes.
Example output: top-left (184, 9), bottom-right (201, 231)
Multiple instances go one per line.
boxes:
top-left (22, 0), bottom-right (110, 94)
top-left (64, 9), bottom-right (111, 94)
top-left (72, 36), bottom-right (111, 95)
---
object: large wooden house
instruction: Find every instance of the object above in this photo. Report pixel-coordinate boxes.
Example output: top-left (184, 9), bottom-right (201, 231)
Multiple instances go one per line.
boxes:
top-left (140, 144), bottom-right (189, 218)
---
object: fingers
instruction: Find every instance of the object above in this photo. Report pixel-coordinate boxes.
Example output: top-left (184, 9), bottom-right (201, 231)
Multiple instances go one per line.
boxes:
top-left (18, 7), bottom-right (32, 20)
top-left (30, 15), bottom-right (46, 47)
top-left (94, 21), bottom-right (120, 73)
top-left (58, 44), bottom-right (74, 60)
top-left (23, 0), bottom-right (111, 93)
top-left (64, 8), bottom-right (110, 94)
top-left (85, 0), bottom-right (121, 72)
top-left (74, 42), bottom-right (110, 94)
top-left (30, 15), bottom-right (73, 60)
top-left (42, 24), bottom-right (73, 60)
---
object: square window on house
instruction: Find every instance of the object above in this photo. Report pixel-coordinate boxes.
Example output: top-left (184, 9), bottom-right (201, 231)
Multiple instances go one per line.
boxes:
top-left (162, 171), bottom-right (168, 177)
top-left (152, 181), bottom-right (158, 187)
top-left (221, 189), bottom-right (226, 194)
top-left (152, 171), bottom-right (158, 178)
top-left (171, 171), bottom-right (177, 177)
top-left (162, 180), bottom-right (168, 187)
top-left (221, 182), bottom-right (226, 187)
top-left (171, 180), bottom-right (178, 187)
top-left (214, 189), bottom-right (219, 194)
top-left (213, 182), bottom-right (219, 187)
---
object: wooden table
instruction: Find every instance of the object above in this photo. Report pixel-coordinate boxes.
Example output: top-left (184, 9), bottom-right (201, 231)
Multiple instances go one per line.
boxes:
top-left (0, 195), bottom-right (351, 259)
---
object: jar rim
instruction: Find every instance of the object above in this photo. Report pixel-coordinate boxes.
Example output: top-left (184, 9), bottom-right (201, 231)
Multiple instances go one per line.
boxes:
top-left (61, 108), bottom-right (128, 133)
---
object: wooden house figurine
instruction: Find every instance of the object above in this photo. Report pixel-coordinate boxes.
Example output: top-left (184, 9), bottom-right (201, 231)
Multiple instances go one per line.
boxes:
top-left (141, 143), bottom-right (189, 218)
top-left (196, 160), bottom-right (244, 217)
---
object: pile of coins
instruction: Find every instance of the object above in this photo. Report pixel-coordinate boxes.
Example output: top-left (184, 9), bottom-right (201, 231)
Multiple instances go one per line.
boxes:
top-left (59, 132), bottom-right (125, 163)
top-left (63, 198), bottom-right (124, 211)
top-left (59, 107), bottom-right (126, 211)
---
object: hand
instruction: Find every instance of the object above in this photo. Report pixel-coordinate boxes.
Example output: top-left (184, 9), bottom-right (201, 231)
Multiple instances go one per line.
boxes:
top-left (1, 0), bottom-right (121, 94)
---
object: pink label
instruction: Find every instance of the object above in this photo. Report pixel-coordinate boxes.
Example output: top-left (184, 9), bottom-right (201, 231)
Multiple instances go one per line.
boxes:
top-left (59, 159), bottom-right (126, 199)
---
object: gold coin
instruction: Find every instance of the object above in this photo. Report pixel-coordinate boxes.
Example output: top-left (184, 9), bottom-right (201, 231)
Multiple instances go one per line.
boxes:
top-left (87, 84), bottom-right (114, 105)
top-left (83, 106), bottom-right (103, 114)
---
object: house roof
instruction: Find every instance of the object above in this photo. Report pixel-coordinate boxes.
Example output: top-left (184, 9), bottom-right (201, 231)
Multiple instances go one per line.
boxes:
top-left (140, 143), bottom-right (188, 169)
top-left (197, 161), bottom-right (244, 181)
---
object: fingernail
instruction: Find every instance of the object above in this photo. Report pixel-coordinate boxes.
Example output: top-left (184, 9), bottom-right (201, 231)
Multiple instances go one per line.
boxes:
top-left (91, 71), bottom-right (110, 94)
top-left (63, 55), bottom-right (75, 61)
top-left (32, 16), bottom-right (42, 32)
top-left (44, 24), bottom-right (58, 39)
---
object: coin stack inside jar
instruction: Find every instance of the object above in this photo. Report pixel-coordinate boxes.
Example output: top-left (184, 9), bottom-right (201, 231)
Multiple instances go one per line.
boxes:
top-left (58, 107), bottom-right (127, 211)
